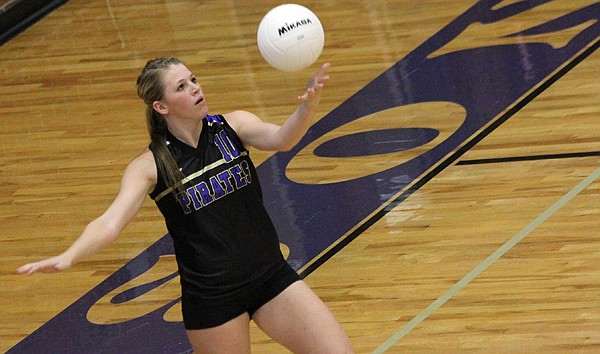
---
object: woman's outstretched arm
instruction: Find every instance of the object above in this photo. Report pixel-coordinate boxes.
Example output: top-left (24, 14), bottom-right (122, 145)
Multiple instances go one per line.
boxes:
top-left (17, 150), bottom-right (157, 275)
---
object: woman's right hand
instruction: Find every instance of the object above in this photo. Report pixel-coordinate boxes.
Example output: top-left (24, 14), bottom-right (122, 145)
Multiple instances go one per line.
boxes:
top-left (16, 150), bottom-right (157, 277)
top-left (17, 255), bottom-right (72, 275)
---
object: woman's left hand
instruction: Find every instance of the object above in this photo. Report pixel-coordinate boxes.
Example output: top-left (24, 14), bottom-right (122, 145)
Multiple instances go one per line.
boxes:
top-left (297, 63), bottom-right (331, 110)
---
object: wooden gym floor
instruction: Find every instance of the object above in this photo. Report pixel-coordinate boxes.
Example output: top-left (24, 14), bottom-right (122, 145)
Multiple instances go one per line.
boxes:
top-left (1, 0), bottom-right (598, 352)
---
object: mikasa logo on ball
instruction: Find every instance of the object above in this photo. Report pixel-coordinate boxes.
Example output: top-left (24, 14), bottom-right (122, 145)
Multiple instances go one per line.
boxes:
top-left (277, 18), bottom-right (313, 36)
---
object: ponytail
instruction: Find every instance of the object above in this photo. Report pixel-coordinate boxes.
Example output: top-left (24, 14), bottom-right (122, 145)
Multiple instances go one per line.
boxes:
top-left (137, 57), bottom-right (186, 195)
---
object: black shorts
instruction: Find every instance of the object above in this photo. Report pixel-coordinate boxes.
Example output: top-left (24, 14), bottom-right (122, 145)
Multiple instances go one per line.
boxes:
top-left (181, 262), bottom-right (301, 330)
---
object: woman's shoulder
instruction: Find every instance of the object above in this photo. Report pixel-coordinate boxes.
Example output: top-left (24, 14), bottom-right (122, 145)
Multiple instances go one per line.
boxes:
top-left (133, 148), bottom-right (156, 163)
top-left (125, 149), bottom-right (157, 183)
top-left (222, 110), bottom-right (258, 120)
top-left (221, 110), bottom-right (262, 132)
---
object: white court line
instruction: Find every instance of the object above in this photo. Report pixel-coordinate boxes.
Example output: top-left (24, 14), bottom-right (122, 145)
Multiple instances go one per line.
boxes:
top-left (373, 167), bottom-right (600, 353)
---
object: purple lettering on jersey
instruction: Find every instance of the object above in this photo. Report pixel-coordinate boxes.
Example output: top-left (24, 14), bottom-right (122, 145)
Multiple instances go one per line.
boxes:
top-left (229, 164), bottom-right (248, 189)
top-left (214, 133), bottom-right (234, 162)
top-left (240, 160), bottom-right (253, 184)
top-left (176, 190), bottom-right (193, 215)
top-left (217, 170), bottom-right (235, 192)
top-left (195, 182), bottom-right (214, 206)
top-left (10, 1), bottom-right (599, 352)
top-left (186, 185), bottom-right (203, 210)
top-left (220, 130), bottom-right (241, 158)
top-left (209, 175), bottom-right (227, 200)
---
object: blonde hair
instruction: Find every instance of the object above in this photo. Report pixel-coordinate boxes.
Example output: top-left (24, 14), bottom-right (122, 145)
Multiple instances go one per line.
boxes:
top-left (136, 57), bottom-right (185, 194)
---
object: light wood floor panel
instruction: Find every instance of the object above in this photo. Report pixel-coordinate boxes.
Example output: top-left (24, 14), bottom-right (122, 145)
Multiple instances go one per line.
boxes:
top-left (1, 0), bottom-right (598, 352)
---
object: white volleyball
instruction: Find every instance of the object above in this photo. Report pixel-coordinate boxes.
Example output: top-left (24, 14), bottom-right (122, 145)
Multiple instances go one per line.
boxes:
top-left (257, 4), bottom-right (324, 72)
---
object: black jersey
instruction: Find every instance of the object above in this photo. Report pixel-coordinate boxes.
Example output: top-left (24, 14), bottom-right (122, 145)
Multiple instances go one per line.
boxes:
top-left (149, 114), bottom-right (285, 301)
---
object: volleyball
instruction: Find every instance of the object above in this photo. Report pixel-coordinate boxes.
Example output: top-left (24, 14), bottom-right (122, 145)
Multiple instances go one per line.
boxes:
top-left (257, 4), bottom-right (324, 72)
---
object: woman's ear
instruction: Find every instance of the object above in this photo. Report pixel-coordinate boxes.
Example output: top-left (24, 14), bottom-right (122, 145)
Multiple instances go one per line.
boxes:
top-left (153, 101), bottom-right (168, 115)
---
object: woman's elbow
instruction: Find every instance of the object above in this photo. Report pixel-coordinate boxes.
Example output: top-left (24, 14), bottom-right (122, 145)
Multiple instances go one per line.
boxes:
top-left (271, 136), bottom-right (300, 152)
top-left (275, 142), bottom-right (294, 152)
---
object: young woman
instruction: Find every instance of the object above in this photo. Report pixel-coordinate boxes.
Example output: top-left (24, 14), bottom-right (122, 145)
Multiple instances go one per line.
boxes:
top-left (17, 57), bottom-right (353, 354)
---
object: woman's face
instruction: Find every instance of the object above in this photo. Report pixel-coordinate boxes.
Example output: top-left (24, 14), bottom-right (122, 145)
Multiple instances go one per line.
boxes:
top-left (154, 63), bottom-right (208, 121)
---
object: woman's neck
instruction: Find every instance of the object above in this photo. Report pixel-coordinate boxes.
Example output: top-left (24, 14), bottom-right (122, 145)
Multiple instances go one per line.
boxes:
top-left (166, 116), bottom-right (203, 148)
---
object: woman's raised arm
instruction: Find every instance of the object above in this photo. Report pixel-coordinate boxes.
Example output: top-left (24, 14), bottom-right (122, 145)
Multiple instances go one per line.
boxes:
top-left (225, 63), bottom-right (331, 151)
